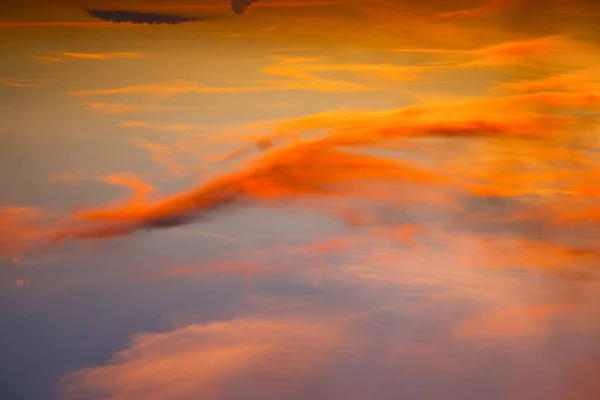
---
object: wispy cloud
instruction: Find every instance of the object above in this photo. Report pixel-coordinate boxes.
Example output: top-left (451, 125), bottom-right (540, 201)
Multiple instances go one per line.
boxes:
top-left (67, 57), bottom-right (427, 97)
top-left (0, 22), bottom-right (142, 28)
top-left (129, 138), bottom-right (196, 177)
top-left (67, 79), bottom-right (374, 97)
top-left (81, 102), bottom-right (166, 114)
top-left (61, 52), bottom-right (147, 59)
top-left (153, 0), bottom-right (372, 11)
top-left (120, 121), bottom-right (203, 131)
top-left (0, 78), bottom-right (41, 88)
top-left (27, 56), bottom-right (63, 64)
top-left (436, 0), bottom-right (516, 19)
top-left (457, 303), bottom-right (579, 339)
top-left (393, 34), bottom-right (588, 69)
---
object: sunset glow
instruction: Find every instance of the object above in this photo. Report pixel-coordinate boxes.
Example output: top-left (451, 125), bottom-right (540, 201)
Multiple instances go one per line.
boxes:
top-left (1, 1), bottom-right (599, 399)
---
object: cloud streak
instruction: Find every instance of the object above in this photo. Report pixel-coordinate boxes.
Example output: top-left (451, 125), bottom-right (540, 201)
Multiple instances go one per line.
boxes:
top-left (86, 9), bottom-right (203, 25)
top-left (81, 102), bottom-right (165, 114)
top-left (61, 52), bottom-right (147, 59)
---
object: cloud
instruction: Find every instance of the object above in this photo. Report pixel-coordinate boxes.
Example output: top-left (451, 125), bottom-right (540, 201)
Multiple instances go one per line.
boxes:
top-left (81, 103), bottom-right (165, 114)
top-left (129, 138), bottom-right (197, 177)
top-left (120, 121), bottom-right (202, 131)
top-left (261, 56), bottom-right (424, 84)
top-left (0, 78), bottom-right (41, 88)
top-left (231, 0), bottom-right (260, 15)
top-left (96, 173), bottom-right (157, 206)
top-left (60, 316), bottom-right (352, 400)
top-left (67, 80), bottom-right (372, 96)
top-left (53, 141), bottom-right (451, 242)
top-left (61, 52), bottom-right (147, 59)
top-left (456, 303), bottom-right (579, 339)
top-left (496, 66), bottom-right (600, 93)
top-left (27, 56), bottom-right (62, 63)
top-left (393, 34), bottom-right (586, 69)
top-left (436, 0), bottom-right (516, 19)
top-left (0, 22), bottom-right (142, 28)
top-left (65, 57), bottom-right (427, 97)
top-left (51, 84), bottom-right (600, 244)
top-left (86, 9), bottom-right (202, 25)
top-left (58, 293), bottom-right (600, 400)
top-left (0, 206), bottom-right (53, 259)
top-left (154, 0), bottom-right (370, 13)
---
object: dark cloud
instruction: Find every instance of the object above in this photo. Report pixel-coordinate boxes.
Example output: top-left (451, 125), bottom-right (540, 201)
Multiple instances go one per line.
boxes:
top-left (86, 9), bottom-right (202, 25)
top-left (231, 0), bottom-right (259, 15)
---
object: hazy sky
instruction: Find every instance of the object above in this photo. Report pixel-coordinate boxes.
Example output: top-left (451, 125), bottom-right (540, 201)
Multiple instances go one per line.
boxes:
top-left (1, 1), bottom-right (600, 400)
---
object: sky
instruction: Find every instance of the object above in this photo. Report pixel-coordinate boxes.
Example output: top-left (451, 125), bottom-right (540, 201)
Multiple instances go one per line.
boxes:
top-left (1, 1), bottom-right (600, 399)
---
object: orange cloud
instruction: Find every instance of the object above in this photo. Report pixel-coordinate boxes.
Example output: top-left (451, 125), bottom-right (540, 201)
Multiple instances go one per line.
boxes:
top-left (27, 56), bottom-right (62, 63)
top-left (436, 0), bottom-right (516, 19)
top-left (61, 52), bottom-right (146, 59)
top-left (60, 316), bottom-right (354, 400)
top-left (121, 121), bottom-right (202, 131)
top-left (465, 34), bottom-right (574, 66)
top-left (82, 103), bottom-right (166, 114)
top-left (53, 82), bottom-right (600, 244)
top-left (459, 238), bottom-right (600, 272)
top-left (67, 56), bottom-right (432, 97)
top-left (0, 206), bottom-right (54, 259)
top-left (97, 173), bottom-right (157, 206)
top-left (261, 56), bottom-right (424, 85)
top-left (53, 137), bottom-right (453, 243)
top-left (457, 303), bottom-right (578, 339)
top-left (66, 62), bottom-right (379, 96)
top-left (393, 34), bottom-right (594, 70)
top-left (496, 66), bottom-right (600, 92)
top-left (129, 138), bottom-right (200, 177)
top-left (0, 78), bottom-right (41, 88)
top-left (67, 80), bottom-right (371, 96)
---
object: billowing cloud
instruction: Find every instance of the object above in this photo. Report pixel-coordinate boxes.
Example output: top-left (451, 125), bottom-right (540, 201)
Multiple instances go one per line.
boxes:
top-left (86, 9), bottom-right (202, 25)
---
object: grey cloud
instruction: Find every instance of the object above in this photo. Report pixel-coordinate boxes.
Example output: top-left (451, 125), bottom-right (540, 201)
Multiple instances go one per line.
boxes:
top-left (231, 0), bottom-right (259, 15)
top-left (86, 9), bottom-right (202, 25)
